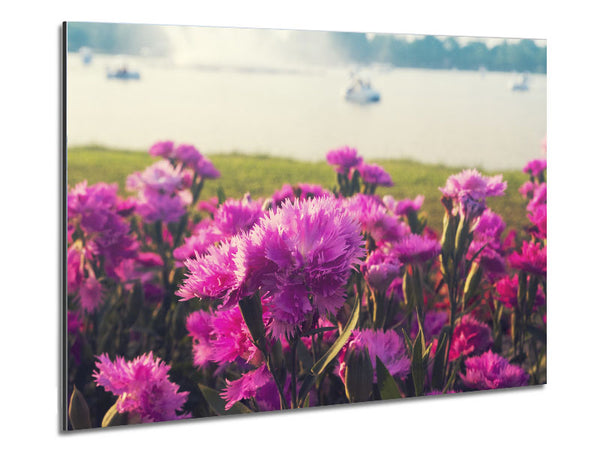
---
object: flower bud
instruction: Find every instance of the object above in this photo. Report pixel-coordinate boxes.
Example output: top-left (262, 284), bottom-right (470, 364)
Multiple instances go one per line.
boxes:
top-left (68, 386), bottom-right (91, 430)
top-left (344, 347), bottom-right (374, 403)
top-left (101, 403), bottom-right (129, 428)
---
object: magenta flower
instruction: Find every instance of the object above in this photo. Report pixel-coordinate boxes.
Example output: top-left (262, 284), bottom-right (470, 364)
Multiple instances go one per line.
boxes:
top-left (186, 310), bottom-right (214, 368)
top-left (460, 350), bottom-right (529, 390)
top-left (410, 310), bottom-right (448, 340)
top-left (149, 140), bottom-right (175, 158)
top-left (357, 162), bottom-right (394, 187)
top-left (173, 224), bottom-right (221, 264)
top-left (519, 180), bottom-right (536, 199)
top-left (93, 352), bottom-right (190, 423)
top-left (495, 274), bottom-right (545, 309)
top-left (326, 146), bottom-right (363, 174)
top-left (221, 365), bottom-right (272, 410)
top-left (362, 248), bottom-right (403, 293)
top-left (528, 204), bottom-right (547, 240)
top-left (338, 329), bottom-right (410, 383)
top-left (527, 182), bottom-right (546, 213)
top-left (344, 194), bottom-right (410, 245)
top-left (440, 169), bottom-right (507, 218)
top-left (127, 160), bottom-right (185, 195)
top-left (272, 183), bottom-right (332, 207)
top-left (195, 156), bottom-right (220, 179)
top-left (523, 159), bottom-right (547, 178)
top-left (238, 197), bottom-right (365, 337)
top-left (508, 241), bottom-right (546, 276)
top-left (177, 237), bottom-right (242, 305)
top-left (79, 276), bottom-right (104, 313)
top-left (467, 209), bottom-right (507, 274)
top-left (213, 195), bottom-right (265, 238)
top-left (392, 233), bottom-right (441, 264)
top-left (383, 195), bottom-right (424, 216)
top-left (174, 144), bottom-right (203, 167)
top-left (448, 315), bottom-right (492, 361)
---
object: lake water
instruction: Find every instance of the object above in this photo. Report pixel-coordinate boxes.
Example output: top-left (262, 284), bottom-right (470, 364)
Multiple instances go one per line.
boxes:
top-left (66, 53), bottom-right (546, 170)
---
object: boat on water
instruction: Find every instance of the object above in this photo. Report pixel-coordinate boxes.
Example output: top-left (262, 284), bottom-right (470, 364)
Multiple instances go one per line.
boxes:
top-left (106, 67), bottom-right (140, 80)
top-left (510, 73), bottom-right (529, 91)
top-left (344, 76), bottom-right (380, 103)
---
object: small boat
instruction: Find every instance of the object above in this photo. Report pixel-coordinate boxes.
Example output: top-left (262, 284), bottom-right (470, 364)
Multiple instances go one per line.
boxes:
top-left (106, 67), bottom-right (140, 80)
top-left (344, 77), bottom-right (380, 103)
top-left (510, 73), bottom-right (529, 91)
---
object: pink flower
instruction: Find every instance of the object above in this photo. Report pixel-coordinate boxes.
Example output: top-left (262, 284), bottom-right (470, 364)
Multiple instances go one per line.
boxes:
top-left (523, 159), bottom-right (547, 178)
top-left (460, 350), bottom-right (529, 390)
top-left (383, 195), bottom-right (424, 216)
top-left (338, 329), bottom-right (410, 383)
top-left (392, 233), bottom-right (441, 264)
top-left (508, 241), bottom-right (546, 276)
top-left (362, 247), bottom-right (403, 293)
top-left (448, 315), bottom-right (492, 361)
top-left (93, 352), bottom-right (190, 423)
top-left (326, 146), bottom-right (363, 174)
top-left (440, 169), bottom-right (506, 218)
top-left (221, 365), bottom-right (272, 410)
top-left (344, 194), bottom-right (410, 244)
top-left (186, 310), bottom-right (214, 368)
top-left (213, 195), bottom-right (265, 238)
top-left (149, 141), bottom-right (175, 158)
top-left (357, 162), bottom-right (394, 187)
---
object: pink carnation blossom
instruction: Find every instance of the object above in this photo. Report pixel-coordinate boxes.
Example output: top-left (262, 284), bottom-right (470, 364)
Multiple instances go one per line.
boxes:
top-left (362, 247), bottom-right (403, 293)
top-left (448, 315), bottom-right (492, 361)
top-left (326, 146), bottom-right (363, 174)
top-left (93, 352), bottom-right (190, 423)
top-left (126, 160), bottom-right (185, 195)
top-left (186, 310), bottom-right (214, 368)
top-left (272, 183), bottom-right (332, 207)
top-left (440, 169), bottom-right (506, 218)
top-left (238, 197), bottom-right (365, 337)
top-left (357, 162), bottom-right (394, 187)
top-left (523, 159), bottom-right (547, 178)
top-left (508, 241), bottom-right (546, 276)
top-left (173, 225), bottom-right (221, 264)
top-left (344, 194), bottom-right (410, 245)
top-left (149, 140), bottom-right (175, 158)
top-left (174, 144), bottom-right (203, 167)
top-left (338, 329), bottom-right (410, 384)
top-left (383, 195), bottom-right (424, 216)
top-left (392, 233), bottom-right (441, 264)
top-left (195, 156), bottom-right (220, 179)
top-left (460, 350), bottom-right (529, 390)
top-left (213, 194), bottom-right (265, 238)
top-left (528, 204), bottom-right (547, 240)
top-left (527, 182), bottom-right (546, 213)
top-left (221, 364), bottom-right (272, 410)
top-left (79, 275), bottom-right (104, 313)
top-left (495, 274), bottom-right (545, 309)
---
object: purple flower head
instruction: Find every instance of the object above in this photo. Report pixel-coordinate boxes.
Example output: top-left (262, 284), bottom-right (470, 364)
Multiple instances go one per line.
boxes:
top-left (195, 157), bottom-right (220, 179)
top-left (273, 183), bottom-right (333, 207)
top-left (362, 247), bottom-right (403, 293)
top-left (149, 141), bottom-right (175, 158)
top-left (326, 146), bottom-right (363, 174)
top-left (496, 274), bottom-right (545, 309)
top-left (135, 189), bottom-right (191, 223)
top-left (213, 194), bottom-right (265, 238)
top-left (519, 180), bottom-right (536, 199)
top-left (79, 276), bottom-right (104, 313)
top-left (173, 144), bottom-right (202, 167)
top-left (93, 352), bottom-right (190, 423)
top-left (186, 310), bottom-right (214, 368)
top-left (467, 209), bottom-right (507, 274)
top-left (338, 329), bottom-right (410, 384)
top-left (410, 310), bottom-right (448, 340)
top-left (357, 162), bottom-right (394, 187)
top-left (460, 350), bottom-right (529, 390)
top-left (523, 159), bottom-right (547, 178)
top-left (527, 182), bottom-right (547, 213)
top-left (222, 365), bottom-right (272, 410)
top-left (344, 194), bottom-right (410, 245)
top-left (392, 233), bottom-right (441, 264)
top-left (238, 197), bottom-right (365, 338)
top-left (383, 195), bottom-right (424, 216)
top-left (508, 241), bottom-right (546, 276)
top-left (449, 315), bottom-right (493, 361)
top-left (528, 204), bottom-right (547, 240)
top-left (440, 169), bottom-right (507, 219)
top-left (67, 311), bottom-right (82, 335)
top-left (177, 237), bottom-right (242, 306)
top-left (173, 224), bottom-right (221, 264)
top-left (127, 160), bottom-right (185, 195)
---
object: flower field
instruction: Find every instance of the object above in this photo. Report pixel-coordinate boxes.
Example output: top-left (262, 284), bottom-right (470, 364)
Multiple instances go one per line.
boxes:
top-left (66, 142), bottom-right (547, 429)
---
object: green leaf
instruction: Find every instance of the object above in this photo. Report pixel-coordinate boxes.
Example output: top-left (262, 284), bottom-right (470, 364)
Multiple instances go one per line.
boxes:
top-left (431, 329), bottom-right (449, 391)
top-left (411, 328), bottom-right (426, 397)
top-left (68, 386), bottom-right (91, 430)
top-left (216, 186), bottom-right (227, 205)
top-left (198, 383), bottom-right (253, 416)
top-left (376, 356), bottom-right (402, 400)
top-left (102, 403), bottom-right (129, 428)
top-left (303, 392), bottom-right (311, 408)
top-left (310, 293), bottom-right (360, 376)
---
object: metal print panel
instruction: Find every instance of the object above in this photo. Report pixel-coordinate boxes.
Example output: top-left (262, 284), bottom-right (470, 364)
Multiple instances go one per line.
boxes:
top-left (63, 21), bottom-right (547, 430)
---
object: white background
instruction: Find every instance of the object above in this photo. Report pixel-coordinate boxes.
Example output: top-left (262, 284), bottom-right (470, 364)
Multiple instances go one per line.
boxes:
top-left (1, 0), bottom-right (597, 448)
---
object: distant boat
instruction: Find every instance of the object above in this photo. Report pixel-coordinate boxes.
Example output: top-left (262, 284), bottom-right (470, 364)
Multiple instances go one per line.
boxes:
top-left (106, 67), bottom-right (140, 80)
top-left (510, 73), bottom-right (529, 91)
top-left (344, 76), bottom-right (380, 103)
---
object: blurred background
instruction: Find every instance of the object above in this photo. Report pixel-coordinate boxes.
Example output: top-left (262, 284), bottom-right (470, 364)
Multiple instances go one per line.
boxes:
top-left (66, 22), bottom-right (546, 170)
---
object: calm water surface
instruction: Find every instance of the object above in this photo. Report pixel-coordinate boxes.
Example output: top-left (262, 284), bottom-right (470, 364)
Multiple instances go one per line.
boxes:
top-left (67, 54), bottom-right (546, 170)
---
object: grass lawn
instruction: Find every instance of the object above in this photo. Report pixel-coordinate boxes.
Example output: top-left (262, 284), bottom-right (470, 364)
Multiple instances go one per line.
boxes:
top-left (67, 146), bottom-right (531, 234)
